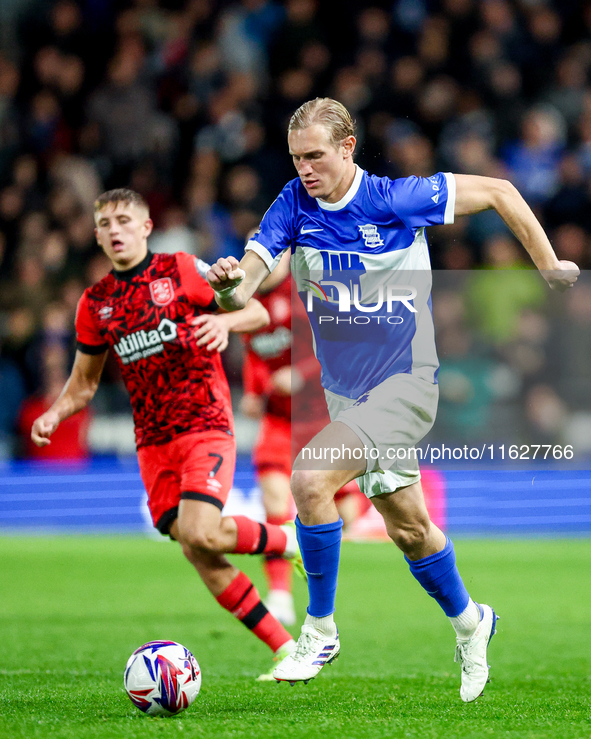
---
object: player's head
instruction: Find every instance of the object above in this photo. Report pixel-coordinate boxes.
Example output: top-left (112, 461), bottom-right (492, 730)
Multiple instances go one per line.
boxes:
top-left (287, 98), bottom-right (356, 202)
top-left (93, 188), bottom-right (153, 271)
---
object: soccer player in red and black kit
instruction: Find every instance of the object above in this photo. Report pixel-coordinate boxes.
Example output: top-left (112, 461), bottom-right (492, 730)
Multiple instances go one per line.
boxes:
top-left (241, 254), bottom-right (297, 629)
top-left (30, 189), bottom-right (302, 677)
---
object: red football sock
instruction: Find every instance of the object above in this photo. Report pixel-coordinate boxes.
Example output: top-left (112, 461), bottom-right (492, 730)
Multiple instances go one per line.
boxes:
top-left (266, 512), bottom-right (290, 527)
top-left (263, 514), bottom-right (292, 592)
top-left (232, 515), bottom-right (260, 552)
top-left (264, 555), bottom-right (292, 592)
top-left (216, 571), bottom-right (292, 652)
top-left (232, 516), bottom-right (288, 555)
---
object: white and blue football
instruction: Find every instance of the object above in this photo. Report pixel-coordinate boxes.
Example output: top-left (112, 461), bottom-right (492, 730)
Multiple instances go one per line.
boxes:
top-left (124, 640), bottom-right (201, 716)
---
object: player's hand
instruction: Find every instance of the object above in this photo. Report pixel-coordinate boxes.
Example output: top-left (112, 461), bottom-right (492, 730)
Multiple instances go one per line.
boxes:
top-left (269, 366), bottom-right (304, 396)
top-left (31, 410), bottom-right (60, 447)
top-left (207, 257), bottom-right (246, 293)
top-left (191, 314), bottom-right (230, 352)
top-left (541, 260), bottom-right (580, 291)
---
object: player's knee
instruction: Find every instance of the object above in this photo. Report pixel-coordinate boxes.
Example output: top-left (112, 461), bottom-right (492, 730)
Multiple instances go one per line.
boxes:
top-left (291, 469), bottom-right (330, 510)
top-left (178, 525), bottom-right (223, 554)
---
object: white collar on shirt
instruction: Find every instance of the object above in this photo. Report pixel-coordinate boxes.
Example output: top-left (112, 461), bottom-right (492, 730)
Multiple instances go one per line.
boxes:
top-left (316, 164), bottom-right (364, 212)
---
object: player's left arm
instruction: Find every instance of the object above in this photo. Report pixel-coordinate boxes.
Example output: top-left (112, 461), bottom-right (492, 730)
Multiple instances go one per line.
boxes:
top-left (192, 298), bottom-right (270, 353)
top-left (453, 174), bottom-right (579, 291)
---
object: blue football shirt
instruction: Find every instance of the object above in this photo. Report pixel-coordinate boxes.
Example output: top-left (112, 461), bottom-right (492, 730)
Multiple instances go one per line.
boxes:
top-left (245, 165), bottom-right (456, 399)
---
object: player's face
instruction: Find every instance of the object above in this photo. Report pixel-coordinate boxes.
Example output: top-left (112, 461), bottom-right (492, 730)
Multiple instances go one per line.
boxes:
top-left (94, 202), bottom-right (153, 270)
top-left (288, 124), bottom-right (356, 203)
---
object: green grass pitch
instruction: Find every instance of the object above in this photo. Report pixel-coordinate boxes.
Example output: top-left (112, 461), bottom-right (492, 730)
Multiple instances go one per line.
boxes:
top-left (0, 535), bottom-right (589, 739)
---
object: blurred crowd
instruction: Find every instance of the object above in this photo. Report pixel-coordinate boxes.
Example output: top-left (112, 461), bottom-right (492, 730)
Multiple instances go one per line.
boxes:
top-left (430, 269), bottom-right (591, 452)
top-left (1, 0), bottom-right (591, 460)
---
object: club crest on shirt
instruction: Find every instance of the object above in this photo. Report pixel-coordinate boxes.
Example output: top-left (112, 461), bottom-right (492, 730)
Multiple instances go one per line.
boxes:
top-left (358, 224), bottom-right (384, 249)
top-left (149, 277), bottom-right (174, 306)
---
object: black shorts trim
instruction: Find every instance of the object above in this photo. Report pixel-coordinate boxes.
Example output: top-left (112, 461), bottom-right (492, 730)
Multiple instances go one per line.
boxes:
top-left (241, 601), bottom-right (268, 630)
top-left (156, 506), bottom-right (179, 537)
top-left (77, 341), bottom-right (109, 355)
top-left (180, 491), bottom-right (224, 511)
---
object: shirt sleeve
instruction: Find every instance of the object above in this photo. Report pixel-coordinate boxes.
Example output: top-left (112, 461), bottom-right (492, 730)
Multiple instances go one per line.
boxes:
top-left (176, 252), bottom-right (218, 311)
top-left (75, 292), bottom-right (109, 355)
top-left (245, 185), bottom-right (295, 271)
top-left (386, 172), bottom-right (456, 231)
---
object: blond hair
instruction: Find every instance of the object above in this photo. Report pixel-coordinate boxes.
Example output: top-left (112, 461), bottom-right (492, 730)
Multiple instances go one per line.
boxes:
top-left (288, 98), bottom-right (355, 148)
top-left (94, 188), bottom-right (149, 215)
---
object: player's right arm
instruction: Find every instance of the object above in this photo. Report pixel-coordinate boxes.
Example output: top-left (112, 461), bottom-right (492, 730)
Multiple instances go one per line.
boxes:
top-left (207, 251), bottom-right (270, 311)
top-left (208, 186), bottom-right (295, 311)
top-left (31, 349), bottom-right (107, 446)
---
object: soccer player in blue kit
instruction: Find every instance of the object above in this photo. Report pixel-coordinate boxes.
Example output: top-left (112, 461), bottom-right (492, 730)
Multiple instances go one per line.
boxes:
top-left (207, 98), bottom-right (579, 701)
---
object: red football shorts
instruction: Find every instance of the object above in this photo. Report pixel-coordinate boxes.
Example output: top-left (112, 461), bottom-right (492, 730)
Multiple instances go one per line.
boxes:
top-left (137, 429), bottom-right (236, 535)
top-left (254, 416), bottom-right (354, 478)
top-left (252, 415), bottom-right (368, 517)
top-left (253, 414), bottom-right (291, 478)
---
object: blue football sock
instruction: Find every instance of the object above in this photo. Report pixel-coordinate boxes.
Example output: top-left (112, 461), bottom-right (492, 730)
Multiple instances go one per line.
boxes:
top-left (295, 516), bottom-right (343, 618)
top-left (405, 536), bottom-right (470, 617)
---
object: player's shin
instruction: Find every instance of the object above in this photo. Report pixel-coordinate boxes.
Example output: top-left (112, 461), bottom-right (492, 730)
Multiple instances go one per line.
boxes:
top-left (264, 514), bottom-right (293, 593)
top-left (215, 570), bottom-right (293, 652)
top-left (295, 516), bottom-right (343, 635)
top-left (264, 554), bottom-right (292, 592)
top-left (405, 536), bottom-right (477, 629)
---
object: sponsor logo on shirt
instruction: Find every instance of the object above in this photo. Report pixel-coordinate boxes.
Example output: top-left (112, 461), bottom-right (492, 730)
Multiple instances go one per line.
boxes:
top-left (98, 306), bottom-right (113, 320)
top-left (149, 277), bottom-right (174, 306)
top-left (113, 318), bottom-right (178, 364)
top-left (250, 326), bottom-right (291, 358)
top-left (357, 224), bottom-right (384, 249)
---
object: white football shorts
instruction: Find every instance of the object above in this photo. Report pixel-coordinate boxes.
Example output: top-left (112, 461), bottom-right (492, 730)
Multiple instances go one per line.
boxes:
top-left (324, 373), bottom-right (439, 497)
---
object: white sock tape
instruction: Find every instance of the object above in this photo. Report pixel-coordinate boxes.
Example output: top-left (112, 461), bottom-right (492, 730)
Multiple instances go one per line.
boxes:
top-left (214, 284), bottom-right (237, 298)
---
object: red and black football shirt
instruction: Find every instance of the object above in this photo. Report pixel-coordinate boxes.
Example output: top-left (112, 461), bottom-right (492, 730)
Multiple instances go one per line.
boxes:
top-left (242, 275), bottom-right (292, 421)
top-left (242, 276), bottom-right (325, 422)
top-left (75, 251), bottom-right (233, 449)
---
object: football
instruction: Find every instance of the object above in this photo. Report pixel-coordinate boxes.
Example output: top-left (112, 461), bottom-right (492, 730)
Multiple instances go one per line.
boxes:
top-left (124, 640), bottom-right (201, 716)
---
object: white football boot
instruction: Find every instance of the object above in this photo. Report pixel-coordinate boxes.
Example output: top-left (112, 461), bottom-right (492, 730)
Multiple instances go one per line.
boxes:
top-left (273, 624), bottom-right (340, 684)
top-left (454, 603), bottom-right (498, 702)
top-left (264, 589), bottom-right (296, 626)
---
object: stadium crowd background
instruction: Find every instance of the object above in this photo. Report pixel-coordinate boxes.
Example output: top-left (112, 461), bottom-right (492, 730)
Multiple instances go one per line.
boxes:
top-left (1, 0), bottom-right (591, 461)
